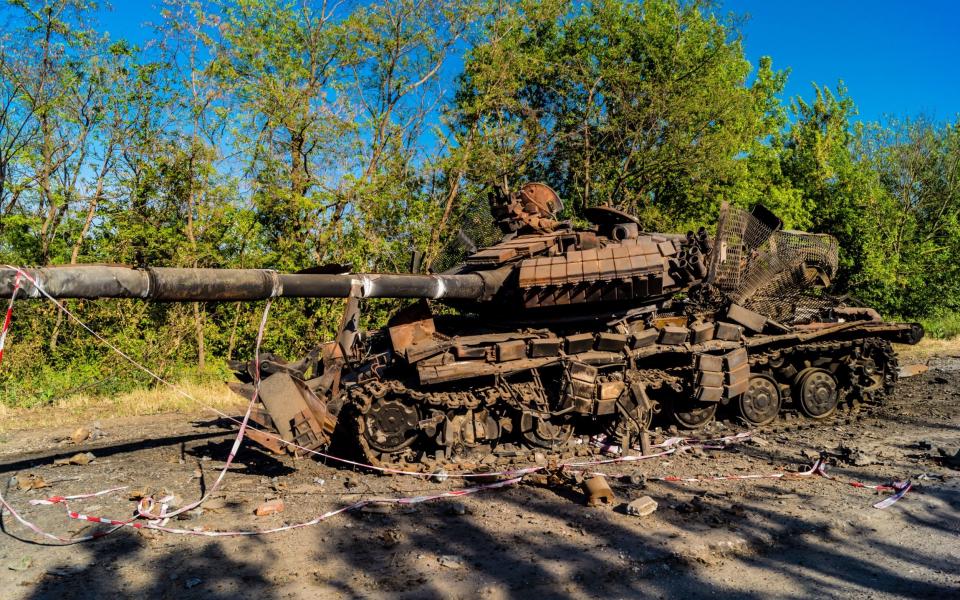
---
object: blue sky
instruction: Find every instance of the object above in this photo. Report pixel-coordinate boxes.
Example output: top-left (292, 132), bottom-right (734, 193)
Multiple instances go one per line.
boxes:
top-left (96, 1), bottom-right (960, 125)
top-left (724, 0), bottom-right (959, 123)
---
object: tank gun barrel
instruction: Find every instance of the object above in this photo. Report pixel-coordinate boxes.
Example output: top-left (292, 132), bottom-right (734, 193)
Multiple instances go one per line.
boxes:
top-left (0, 266), bottom-right (493, 302)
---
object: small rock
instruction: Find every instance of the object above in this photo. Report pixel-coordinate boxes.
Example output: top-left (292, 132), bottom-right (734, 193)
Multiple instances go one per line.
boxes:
top-left (70, 426), bottom-right (91, 444)
top-left (7, 556), bottom-right (32, 571)
top-left (17, 473), bottom-right (48, 491)
top-left (937, 447), bottom-right (960, 469)
top-left (202, 498), bottom-right (228, 512)
top-left (431, 469), bottom-right (449, 483)
top-left (255, 499), bottom-right (284, 516)
top-left (177, 508), bottom-right (204, 521)
top-left (127, 489), bottom-right (149, 501)
top-left (184, 578), bottom-right (202, 589)
top-left (47, 565), bottom-right (84, 577)
top-left (343, 477), bottom-right (358, 489)
top-left (54, 452), bottom-right (96, 466)
top-left (625, 496), bottom-right (658, 517)
top-left (312, 477), bottom-right (326, 486)
top-left (438, 555), bottom-right (464, 569)
top-left (446, 501), bottom-right (468, 516)
top-left (378, 529), bottom-right (403, 547)
top-left (838, 443), bottom-right (876, 466)
top-left (675, 500), bottom-right (702, 514)
top-left (727, 503), bottom-right (748, 517)
top-left (898, 364), bottom-right (929, 378)
top-left (533, 452), bottom-right (546, 464)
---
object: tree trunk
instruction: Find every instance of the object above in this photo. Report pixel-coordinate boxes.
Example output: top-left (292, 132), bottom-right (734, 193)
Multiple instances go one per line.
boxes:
top-left (186, 140), bottom-right (205, 372)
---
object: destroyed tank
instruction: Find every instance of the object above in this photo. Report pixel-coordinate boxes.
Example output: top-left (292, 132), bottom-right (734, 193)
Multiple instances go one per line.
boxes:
top-left (0, 184), bottom-right (924, 468)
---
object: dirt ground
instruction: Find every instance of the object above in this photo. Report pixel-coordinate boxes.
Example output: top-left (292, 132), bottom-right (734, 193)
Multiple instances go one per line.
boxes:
top-left (0, 345), bottom-right (958, 599)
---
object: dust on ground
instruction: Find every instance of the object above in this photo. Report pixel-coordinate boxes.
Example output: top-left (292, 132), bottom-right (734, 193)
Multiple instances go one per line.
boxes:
top-left (0, 345), bottom-right (957, 599)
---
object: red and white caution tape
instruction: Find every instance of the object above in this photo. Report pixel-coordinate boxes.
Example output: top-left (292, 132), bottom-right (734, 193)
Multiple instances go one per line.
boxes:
top-left (28, 476), bottom-right (525, 540)
top-left (0, 271), bottom-right (21, 365)
top-left (134, 299), bottom-right (273, 522)
top-left (28, 486), bottom-right (128, 506)
top-left (871, 481), bottom-right (912, 509)
top-left (813, 461), bottom-right (912, 508)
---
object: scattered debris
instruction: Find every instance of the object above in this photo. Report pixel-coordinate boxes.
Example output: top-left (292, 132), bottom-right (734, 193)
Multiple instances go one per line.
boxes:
top-left (446, 501), bottom-right (469, 516)
top-left (583, 475), bottom-right (616, 507)
top-left (17, 473), bottom-right (49, 491)
top-left (70, 426), bottom-right (91, 444)
top-left (361, 503), bottom-right (393, 514)
top-left (898, 364), bottom-right (929, 378)
top-left (625, 496), bottom-right (658, 517)
top-left (178, 508), bottom-right (204, 521)
top-left (202, 498), bottom-right (229, 512)
top-left (727, 503), bottom-right (748, 517)
top-left (255, 499), bottom-right (285, 516)
top-left (438, 555), bottom-right (465, 569)
top-left (184, 577), bottom-right (203, 589)
top-left (837, 443), bottom-right (877, 467)
top-left (378, 529), bottom-right (403, 547)
top-left (936, 447), bottom-right (960, 470)
top-left (127, 489), bottom-right (149, 501)
top-left (7, 556), bottom-right (32, 572)
top-left (53, 452), bottom-right (96, 466)
top-left (46, 566), bottom-right (85, 577)
top-left (675, 498), bottom-right (705, 514)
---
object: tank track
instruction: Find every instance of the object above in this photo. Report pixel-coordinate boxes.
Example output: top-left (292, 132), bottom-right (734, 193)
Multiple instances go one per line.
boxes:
top-left (337, 338), bottom-right (898, 473)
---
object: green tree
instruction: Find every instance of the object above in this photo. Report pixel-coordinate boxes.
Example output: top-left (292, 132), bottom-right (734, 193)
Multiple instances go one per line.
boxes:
top-left (456, 0), bottom-right (788, 231)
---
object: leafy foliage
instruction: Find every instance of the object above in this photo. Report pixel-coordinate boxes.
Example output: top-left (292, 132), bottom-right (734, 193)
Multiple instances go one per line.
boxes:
top-left (0, 0), bottom-right (958, 406)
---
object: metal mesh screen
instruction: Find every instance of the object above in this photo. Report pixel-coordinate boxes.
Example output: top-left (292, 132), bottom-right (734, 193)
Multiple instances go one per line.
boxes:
top-left (711, 204), bottom-right (839, 323)
top-left (430, 197), bottom-right (504, 274)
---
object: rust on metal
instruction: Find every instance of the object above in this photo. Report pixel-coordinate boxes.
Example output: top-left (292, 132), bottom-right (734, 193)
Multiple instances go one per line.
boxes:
top-left (0, 185), bottom-right (924, 469)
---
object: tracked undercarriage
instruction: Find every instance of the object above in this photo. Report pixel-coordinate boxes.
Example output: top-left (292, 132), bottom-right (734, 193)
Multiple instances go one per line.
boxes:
top-left (1, 184), bottom-right (923, 470)
top-left (241, 317), bottom-right (911, 471)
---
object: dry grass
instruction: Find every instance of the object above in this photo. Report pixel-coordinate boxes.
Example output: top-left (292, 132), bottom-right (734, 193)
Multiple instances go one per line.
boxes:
top-left (895, 336), bottom-right (960, 362)
top-left (0, 380), bottom-right (244, 433)
top-left (2, 336), bottom-right (954, 435)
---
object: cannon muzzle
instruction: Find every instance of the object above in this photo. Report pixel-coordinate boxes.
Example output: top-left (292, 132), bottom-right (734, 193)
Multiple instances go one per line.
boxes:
top-left (0, 266), bottom-right (496, 302)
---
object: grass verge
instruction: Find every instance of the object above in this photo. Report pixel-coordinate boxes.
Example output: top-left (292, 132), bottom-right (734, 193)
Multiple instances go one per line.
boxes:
top-left (916, 311), bottom-right (960, 340)
top-left (0, 380), bottom-right (244, 434)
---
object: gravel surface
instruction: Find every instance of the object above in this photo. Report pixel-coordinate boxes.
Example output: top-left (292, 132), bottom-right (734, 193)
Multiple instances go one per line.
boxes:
top-left (0, 354), bottom-right (957, 599)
